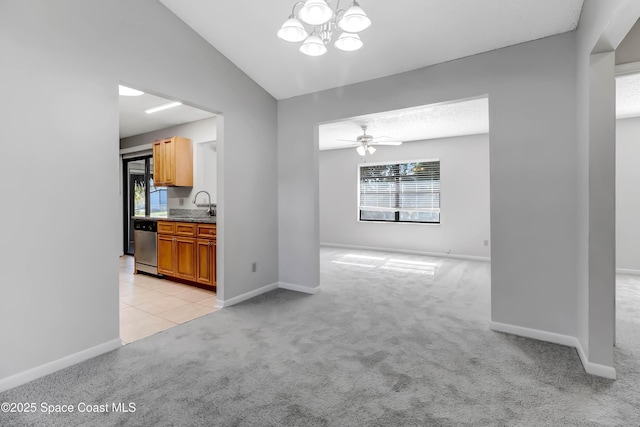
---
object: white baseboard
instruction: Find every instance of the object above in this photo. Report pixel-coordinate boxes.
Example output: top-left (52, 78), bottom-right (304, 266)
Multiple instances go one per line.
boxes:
top-left (616, 268), bottom-right (640, 276)
top-left (574, 341), bottom-right (617, 379)
top-left (0, 338), bottom-right (122, 393)
top-left (490, 322), bottom-right (616, 380)
top-left (279, 281), bottom-right (321, 294)
top-left (320, 242), bottom-right (490, 262)
top-left (215, 282), bottom-right (279, 308)
top-left (490, 321), bottom-right (577, 347)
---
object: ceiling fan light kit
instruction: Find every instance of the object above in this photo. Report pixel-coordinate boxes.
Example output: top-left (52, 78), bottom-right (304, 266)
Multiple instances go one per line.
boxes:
top-left (278, 0), bottom-right (371, 56)
top-left (342, 125), bottom-right (402, 156)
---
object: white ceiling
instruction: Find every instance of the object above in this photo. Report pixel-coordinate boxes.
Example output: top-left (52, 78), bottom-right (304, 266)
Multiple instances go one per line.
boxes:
top-left (159, 0), bottom-right (584, 100)
top-left (122, 2), bottom-right (640, 146)
top-left (119, 90), bottom-right (215, 139)
top-left (320, 78), bottom-right (640, 151)
top-left (319, 97), bottom-right (489, 150)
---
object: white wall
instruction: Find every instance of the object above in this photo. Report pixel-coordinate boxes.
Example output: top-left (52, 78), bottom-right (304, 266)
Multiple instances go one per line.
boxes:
top-left (120, 116), bottom-right (217, 149)
top-left (616, 117), bottom-right (640, 272)
top-left (575, 0), bottom-right (640, 376)
top-left (0, 0), bottom-right (278, 390)
top-left (319, 134), bottom-right (490, 259)
top-left (616, 19), bottom-right (640, 65)
top-left (279, 31), bottom-right (580, 342)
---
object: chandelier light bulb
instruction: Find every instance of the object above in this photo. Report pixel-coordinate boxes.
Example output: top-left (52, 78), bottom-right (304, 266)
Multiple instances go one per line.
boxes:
top-left (338, 1), bottom-right (371, 33)
top-left (277, 16), bottom-right (308, 42)
top-left (278, 0), bottom-right (371, 56)
top-left (334, 32), bottom-right (363, 51)
top-left (299, 0), bottom-right (334, 26)
top-left (367, 145), bottom-right (376, 154)
top-left (299, 34), bottom-right (327, 56)
top-left (356, 145), bottom-right (366, 156)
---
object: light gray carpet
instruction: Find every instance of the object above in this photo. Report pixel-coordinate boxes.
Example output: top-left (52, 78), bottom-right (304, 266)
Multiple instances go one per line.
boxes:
top-left (1, 248), bottom-right (639, 426)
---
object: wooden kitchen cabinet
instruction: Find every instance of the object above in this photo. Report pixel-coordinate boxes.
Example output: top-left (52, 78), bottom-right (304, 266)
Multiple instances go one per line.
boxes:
top-left (157, 234), bottom-right (175, 275)
top-left (175, 237), bottom-right (196, 281)
top-left (157, 220), bottom-right (216, 289)
top-left (196, 239), bottom-right (216, 286)
top-left (152, 136), bottom-right (193, 187)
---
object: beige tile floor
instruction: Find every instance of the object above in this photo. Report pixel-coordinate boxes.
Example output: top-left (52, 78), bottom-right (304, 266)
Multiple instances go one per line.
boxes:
top-left (119, 255), bottom-right (219, 344)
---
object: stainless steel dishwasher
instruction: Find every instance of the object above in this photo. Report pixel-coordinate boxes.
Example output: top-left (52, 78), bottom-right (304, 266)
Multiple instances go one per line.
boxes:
top-left (134, 219), bottom-right (158, 275)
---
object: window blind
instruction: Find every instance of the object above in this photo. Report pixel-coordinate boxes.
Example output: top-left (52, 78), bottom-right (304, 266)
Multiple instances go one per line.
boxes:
top-left (359, 160), bottom-right (440, 223)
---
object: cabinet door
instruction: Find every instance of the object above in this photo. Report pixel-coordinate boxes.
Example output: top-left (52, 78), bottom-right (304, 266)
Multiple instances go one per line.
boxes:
top-left (157, 235), bottom-right (174, 275)
top-left (162, 138), bottom-right (175, 185)
top-left (152, 141), bottom-right (165, 186)
top-left (196, 239), bottom-right (216, 287)
top-left (157, 221), bottom-right (175, 235)
top-left (153, 138), bottom-right (175, 186)
top-left (175, 237), bottom-right (196, 281)
top-left (211, 239), bottom-right (217, 286)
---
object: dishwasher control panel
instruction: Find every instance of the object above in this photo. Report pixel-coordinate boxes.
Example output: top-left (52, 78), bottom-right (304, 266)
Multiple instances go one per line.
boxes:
top-left (133, 220), bottom-right (157, 232)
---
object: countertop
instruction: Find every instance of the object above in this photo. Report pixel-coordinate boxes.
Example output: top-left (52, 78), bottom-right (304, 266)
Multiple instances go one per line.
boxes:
top-left (132, 215), bottom-right (216, 224)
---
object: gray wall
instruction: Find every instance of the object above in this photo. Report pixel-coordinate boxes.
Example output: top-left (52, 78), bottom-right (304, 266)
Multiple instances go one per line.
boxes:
top-left (0, 0), bottom-right (277, 386)
top-left (616, 117), bottom-right (640, 272)
top-left (575, 0), bottom-right (640, 373)
top-left (278, 32), bottom-right (580, 339)
top-left (616, 19), bottom-right (640, 65)
top-left (120, 117), bottom-right (217, 149)
top-left (319, 134), bottom-right (490, 259)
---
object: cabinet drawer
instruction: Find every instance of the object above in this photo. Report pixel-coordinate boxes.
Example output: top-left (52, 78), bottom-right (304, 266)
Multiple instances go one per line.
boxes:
top-left (197, 224), bottom-right (217, 239)
top-left (157, 221), bottom-right (175, 235)
top-left (175, 222), bottom-right (196, 237)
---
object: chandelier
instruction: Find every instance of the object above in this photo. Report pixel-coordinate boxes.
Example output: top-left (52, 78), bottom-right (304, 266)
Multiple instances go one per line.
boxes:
top-left (277, 0), bottom-right (371, 56)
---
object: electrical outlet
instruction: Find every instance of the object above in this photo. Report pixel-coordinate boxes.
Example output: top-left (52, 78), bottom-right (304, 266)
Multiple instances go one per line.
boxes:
top-left (179, 198), bottom-right (184, 206)
top-left (251, 262), bottom-right (257, 273)
top-left (484, 240), bottom-right (489, 247)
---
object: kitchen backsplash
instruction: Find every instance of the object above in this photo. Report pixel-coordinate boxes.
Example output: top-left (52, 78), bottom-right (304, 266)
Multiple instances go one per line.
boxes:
top-left (169, 208), bottom-right (216, 218)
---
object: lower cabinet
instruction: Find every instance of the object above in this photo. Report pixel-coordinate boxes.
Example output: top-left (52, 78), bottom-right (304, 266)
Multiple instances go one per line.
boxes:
top-left (195, 223), bottom-right (217, 287)
top-left (196, 238), bottom-right (216, 287)
top-left (157, 221), bottom-right (216, 288)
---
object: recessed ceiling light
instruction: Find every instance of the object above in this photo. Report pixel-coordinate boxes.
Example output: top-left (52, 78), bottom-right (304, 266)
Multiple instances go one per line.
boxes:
top-left (119, 85), bottom-right (144, 96)
top-left (145, 102), bottom-right (182, 114)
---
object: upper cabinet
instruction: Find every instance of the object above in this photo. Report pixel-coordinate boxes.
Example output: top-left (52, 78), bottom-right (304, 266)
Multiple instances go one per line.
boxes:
top-left (153, 136), bottom-right (193, 187)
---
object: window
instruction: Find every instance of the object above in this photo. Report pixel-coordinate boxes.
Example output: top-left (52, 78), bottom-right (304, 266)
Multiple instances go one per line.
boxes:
top-left (359, 160), bottom-right (440, 223)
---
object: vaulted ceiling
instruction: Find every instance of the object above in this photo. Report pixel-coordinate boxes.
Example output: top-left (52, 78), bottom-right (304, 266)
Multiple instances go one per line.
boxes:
top-left (121, 2), bottom-right (640, 147)
top-left (159, 0), bottom-right (584, 100)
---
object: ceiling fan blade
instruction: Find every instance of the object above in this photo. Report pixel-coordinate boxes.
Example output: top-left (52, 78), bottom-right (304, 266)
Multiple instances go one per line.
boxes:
top-left (337, 138), bottom-right (359, 142)
top-left (370, 141), bottom-right (403, 146)
top-left (330, 142), bottom-right (361, 148)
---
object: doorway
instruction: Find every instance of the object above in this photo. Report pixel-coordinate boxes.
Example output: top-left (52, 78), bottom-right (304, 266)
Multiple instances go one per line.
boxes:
top-left (317, 97), bottom-right (491, 322)
top-left (122, 155), bottom-right (167, 255)
top-left (118, 84), bottom-right (220, 344)
top-left (615, 20), bottom-right (640, 360)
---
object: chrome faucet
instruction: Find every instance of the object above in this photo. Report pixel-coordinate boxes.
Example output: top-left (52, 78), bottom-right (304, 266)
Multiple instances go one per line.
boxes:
top-left (193, 190), bottom-right (214, 216)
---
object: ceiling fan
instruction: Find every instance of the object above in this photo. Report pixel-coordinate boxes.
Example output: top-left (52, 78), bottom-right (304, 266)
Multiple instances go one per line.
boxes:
top-left (338, 125), bottom-right (403, 156)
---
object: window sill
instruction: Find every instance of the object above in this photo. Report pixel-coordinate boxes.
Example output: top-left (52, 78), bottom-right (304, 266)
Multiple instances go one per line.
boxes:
top-left (357, 220), bottom-right (441, 226)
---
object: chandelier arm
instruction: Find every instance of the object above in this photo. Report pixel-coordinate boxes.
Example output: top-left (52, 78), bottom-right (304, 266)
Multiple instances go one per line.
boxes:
top-left (335, 0), bottom-right (348, 19)
top-left (290, 1), bottom-right (306, 17)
